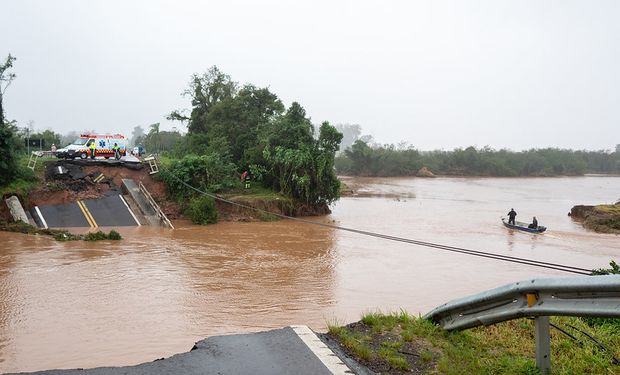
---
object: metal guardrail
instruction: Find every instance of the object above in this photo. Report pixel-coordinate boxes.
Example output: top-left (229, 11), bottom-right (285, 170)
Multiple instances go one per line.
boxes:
top-left (138, 181), bottom-right (174, 229)
top-left (424, 275), bottom-right (620, 374)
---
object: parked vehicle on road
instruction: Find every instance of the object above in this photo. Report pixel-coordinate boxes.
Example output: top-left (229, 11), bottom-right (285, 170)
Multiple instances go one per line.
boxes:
top-left (56, 134), bottom-right (127, 160)
top-left (132, 145), bottom-right (146, 156)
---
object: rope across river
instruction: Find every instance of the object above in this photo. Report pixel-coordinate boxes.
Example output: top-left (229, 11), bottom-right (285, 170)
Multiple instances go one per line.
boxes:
top-left (164, 169), bottom-right (593, 275)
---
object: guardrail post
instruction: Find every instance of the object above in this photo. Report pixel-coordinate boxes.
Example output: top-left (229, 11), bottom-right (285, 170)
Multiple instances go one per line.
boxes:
top-left (535, 316), bottom-right (551, 374)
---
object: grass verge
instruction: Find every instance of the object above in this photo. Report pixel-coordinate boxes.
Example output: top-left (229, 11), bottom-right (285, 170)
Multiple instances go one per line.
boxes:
top-left (327, 311), bottom-right (620, 374)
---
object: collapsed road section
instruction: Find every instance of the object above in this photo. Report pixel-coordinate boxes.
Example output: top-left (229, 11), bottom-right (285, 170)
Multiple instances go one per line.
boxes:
top-left (6, 159), bottom-right (175, 229)
top-left (32, 194), bottom-right (140, 229)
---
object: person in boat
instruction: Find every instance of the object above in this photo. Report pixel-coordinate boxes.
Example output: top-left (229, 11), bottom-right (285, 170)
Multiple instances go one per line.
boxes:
top-left (528, 216), bottom-right (538, 229)
top-left (507, 208), bottom-right (517, 225)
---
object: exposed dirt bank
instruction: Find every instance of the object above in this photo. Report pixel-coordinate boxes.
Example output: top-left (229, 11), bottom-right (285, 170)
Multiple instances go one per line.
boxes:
top-left (216, 195), bottom-right (330, 222)
top-left (570, 203), bottom-right (620, 234)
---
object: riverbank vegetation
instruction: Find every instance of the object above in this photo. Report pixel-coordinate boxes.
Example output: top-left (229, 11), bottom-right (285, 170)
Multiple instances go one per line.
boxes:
top-left (336, 141), bottom-right (620, 177)
top-left (326, 311), bottom-right (620, 375)
top-left (0, 220), bottom-right (122, 241)
top-left (157, 66), bottom-right (343, 222)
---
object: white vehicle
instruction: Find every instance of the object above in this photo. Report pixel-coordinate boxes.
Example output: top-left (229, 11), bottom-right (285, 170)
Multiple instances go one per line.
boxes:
top-left (56, 134), bottom-right (127, 159)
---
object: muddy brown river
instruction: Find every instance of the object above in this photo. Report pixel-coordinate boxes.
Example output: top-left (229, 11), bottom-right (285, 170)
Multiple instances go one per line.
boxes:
top-left (1, 176), bottom-right (619, 372)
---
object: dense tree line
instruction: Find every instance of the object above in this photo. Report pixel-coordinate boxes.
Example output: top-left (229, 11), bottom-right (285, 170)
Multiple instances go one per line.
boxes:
top-left (336, 142), bottom-right (620, 177)
top-left (162, 66), bottom-right (343, 207)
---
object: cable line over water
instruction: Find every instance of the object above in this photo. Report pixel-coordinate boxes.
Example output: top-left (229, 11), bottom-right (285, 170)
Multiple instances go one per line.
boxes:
top-left (164, 170), bottom-right (593, 275)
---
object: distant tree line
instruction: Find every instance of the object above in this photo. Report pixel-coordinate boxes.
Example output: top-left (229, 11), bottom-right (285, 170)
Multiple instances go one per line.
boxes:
top-left (336, 142), bottom-right (620, 177)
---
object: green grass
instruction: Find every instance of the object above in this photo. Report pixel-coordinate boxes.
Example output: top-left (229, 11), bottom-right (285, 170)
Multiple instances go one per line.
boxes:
top-left (328, 311), bottom-right (620, 375)
top-left (225, 184), bottom-right (289, 200)
top-left (327, 325), bottom-right (374, 362)
top-left (0, 155), bottom-right (56, 198)
top-left (0, 177), bottom-right (38, 197)
top-left (594, 204), bottom-right (620, 215)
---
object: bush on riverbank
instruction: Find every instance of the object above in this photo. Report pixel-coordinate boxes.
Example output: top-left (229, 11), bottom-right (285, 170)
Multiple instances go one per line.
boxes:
top-left (187, 195), bottom-right (218, 224)
top-left (326, 312), bottom-right (620, 375)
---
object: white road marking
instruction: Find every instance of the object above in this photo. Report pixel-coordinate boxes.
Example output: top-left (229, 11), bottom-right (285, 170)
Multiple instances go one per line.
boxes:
top-left (119, 195), bottom-right (141, 226)
top-left (34, 206), bottom-right (49, 229)
top-left (290, 325), bottom-right (352, 375)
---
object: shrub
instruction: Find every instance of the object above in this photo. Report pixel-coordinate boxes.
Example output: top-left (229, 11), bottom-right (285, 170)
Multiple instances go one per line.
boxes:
top-left (591, 260), bottom-right (620, 275)
top-left (108, 230), bottom-right (122, 240)
top-left (83, 230), bottom-right (122, 241)
top-left (160, 153), bottom-right (238, 199)
top-left (187, 195), bottom-right (218, 225)
top-left (84, 231), bottom-right (108, 241)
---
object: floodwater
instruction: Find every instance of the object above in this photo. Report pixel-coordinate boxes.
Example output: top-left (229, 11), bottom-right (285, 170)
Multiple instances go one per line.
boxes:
top-left (1, 176), bottom-right (619, 372)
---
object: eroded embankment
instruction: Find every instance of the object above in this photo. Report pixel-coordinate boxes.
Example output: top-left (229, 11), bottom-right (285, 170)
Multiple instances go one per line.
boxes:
top-left (570, 203), bottom-right (620, 234)
top-left (1, 160), bottom-right (329, 225)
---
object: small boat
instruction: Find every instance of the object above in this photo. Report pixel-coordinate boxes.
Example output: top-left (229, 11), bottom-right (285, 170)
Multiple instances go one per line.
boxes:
top-left (501, 217), bottom-right (546, 233)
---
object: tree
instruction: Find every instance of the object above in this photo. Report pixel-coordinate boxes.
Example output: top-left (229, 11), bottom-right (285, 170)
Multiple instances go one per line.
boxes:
top-left (261, 103), bottom-right (342, 205)
top-left (30, 129), bottom-right (61, 149)
top-left (0, 121), bottom-right (20, 185)
top-left (145, 130), bottom-right (183, 153)
top-left (207, 84), bottom-right (284, 166)
top-left (145, 123), bottom-right (160, 151)
top-left (131, 125), bottom-right (145, 147)
top-left (261, 102), bottom-right (315, 151)
top-left (170, 66), bottom-right (238, 134)
top-left (60, 131), bottom-right (80, 146)
top-left (0, 54), bottom-right (18, 185)
top-left (334, 123), bottom-right (362, 152)
top-left (0, 54), bottom-right (16, 125)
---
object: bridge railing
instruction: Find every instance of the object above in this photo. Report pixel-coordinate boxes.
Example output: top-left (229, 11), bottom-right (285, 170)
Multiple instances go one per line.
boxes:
top-left (424, 275), bottom-right (620, 374)
top-left (139, 181), bottom-right (174, 229)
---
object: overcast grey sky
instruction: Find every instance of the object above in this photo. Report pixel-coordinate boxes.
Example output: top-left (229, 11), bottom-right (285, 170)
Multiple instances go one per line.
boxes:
top-left (2, 0), bottom-right (619, 150)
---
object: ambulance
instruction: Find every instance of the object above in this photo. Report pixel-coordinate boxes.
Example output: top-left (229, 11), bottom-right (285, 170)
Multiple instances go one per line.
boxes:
top-left (56, 134), bottom-right (127, 159)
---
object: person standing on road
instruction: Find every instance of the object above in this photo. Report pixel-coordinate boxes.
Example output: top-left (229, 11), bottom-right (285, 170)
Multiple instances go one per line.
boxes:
top-left (89, 141), bottom-right (96, 160)
top-left (507, 208), bottom-right (517, 225)
top-left (112, 143), bottom-right (121, 160)
top-left (51, 143), bottom-right (56, 156)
